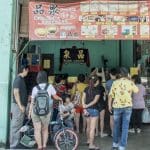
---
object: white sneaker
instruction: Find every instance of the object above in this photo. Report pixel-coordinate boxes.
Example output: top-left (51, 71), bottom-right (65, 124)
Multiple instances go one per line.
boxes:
top-left (128, 128), bottom-right (135, 133)
top-left (100, 133), bottom-right (108, 138)
top-left (136, 128), bottom-right (141, 133)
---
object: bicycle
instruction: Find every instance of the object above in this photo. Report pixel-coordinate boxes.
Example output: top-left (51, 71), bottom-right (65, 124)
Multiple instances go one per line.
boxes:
top-left (20, 103), bottom-right (79, 150)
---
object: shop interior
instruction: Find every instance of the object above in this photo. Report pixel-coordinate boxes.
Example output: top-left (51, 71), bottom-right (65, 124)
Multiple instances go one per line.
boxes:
top-left (16, 0), bottom-right (150, 121)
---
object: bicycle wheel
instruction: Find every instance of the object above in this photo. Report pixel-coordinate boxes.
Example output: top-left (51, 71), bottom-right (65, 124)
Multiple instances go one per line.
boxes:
top-left (55, 128), bottom-right (79, 150)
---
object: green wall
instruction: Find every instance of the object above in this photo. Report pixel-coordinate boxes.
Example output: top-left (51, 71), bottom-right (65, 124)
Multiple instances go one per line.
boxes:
top-left (121, 40), bottom-right (133, 68)
top-left (0, 0), bottom-right (13, 145)
top-left (29, 40), bottom-right (133, 75)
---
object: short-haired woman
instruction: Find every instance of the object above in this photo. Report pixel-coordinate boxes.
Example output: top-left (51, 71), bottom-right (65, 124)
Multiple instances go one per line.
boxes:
top-left (28, 71), bottom-right (62, 150)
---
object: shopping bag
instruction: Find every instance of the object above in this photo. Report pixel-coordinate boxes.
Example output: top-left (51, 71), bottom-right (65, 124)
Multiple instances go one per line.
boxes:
top-left (142, 107), bottom-right (150, 123)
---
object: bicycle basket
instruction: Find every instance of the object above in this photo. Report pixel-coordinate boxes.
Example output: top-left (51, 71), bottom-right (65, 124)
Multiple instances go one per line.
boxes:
top-left (20, 134), bottom-right (36, 148)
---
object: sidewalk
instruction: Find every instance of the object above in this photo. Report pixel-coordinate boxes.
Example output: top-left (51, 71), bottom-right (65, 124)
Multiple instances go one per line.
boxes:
top-left (2, 124), bottom-right (150, 150)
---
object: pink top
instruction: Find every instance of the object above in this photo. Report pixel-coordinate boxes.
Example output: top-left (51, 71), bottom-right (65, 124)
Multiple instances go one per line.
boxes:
top-left (132, 84), bottom-right (146, 109)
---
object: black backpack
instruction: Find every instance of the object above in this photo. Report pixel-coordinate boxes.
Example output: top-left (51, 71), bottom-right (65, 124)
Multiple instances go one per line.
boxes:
top-left (34, 84), bottom-right (50, 116)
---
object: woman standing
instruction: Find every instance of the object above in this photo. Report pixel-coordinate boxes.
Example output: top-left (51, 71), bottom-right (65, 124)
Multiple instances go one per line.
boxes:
top-left (71, 74), bottom-right (88, 133)
top-left (129, 75), bottom-right (146, 133)
top-left (82, 76), bottom-right (100, 150)
top-left (28, 71), bottom-right (62, 150)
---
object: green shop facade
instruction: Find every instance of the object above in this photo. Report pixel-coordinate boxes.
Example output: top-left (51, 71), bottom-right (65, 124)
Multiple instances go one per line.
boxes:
top-left (0, 0), bottom-right (149, 147)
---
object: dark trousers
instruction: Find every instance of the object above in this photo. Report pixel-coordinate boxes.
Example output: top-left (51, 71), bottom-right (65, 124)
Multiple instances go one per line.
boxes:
top-left (130, 109), bottom-right (144, 129)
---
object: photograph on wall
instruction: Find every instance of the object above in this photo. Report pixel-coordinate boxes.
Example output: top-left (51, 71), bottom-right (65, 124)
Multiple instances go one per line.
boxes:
top-left (81, 25), bottom-right (98, 36)
top-left (118, 2), bottom-right (128, 13)
top-left (99, 2), bottom-right (108, 13)
top-left (101, 25), bottom-right (118, 36)
top-left (121, 25), bottom-right (137, 36)
top-left (140, 25), bottom-right (150, 37)
top-left (80, 2), bottom-right (90, 12)
top-left (128, 2), bottom-right (138, 14)
top-left (90, 1), bottom-right (99, 12)
top-left (140, 2), bottom-right (149, 15)
top-left (108, 2), bottom-right (118, 13)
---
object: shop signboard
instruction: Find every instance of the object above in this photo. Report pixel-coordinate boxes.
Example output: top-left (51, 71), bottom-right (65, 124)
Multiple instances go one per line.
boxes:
top-left (59, 48), bottom-right (90, 70)
top-left (29, 0), bottom-right (150, 40)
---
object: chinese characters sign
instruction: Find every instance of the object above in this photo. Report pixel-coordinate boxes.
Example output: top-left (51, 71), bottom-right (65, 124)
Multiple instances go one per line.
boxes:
top-left (29, 1), bottom-right (150, 40)
top-left (59, 48), bottom-right (90, 70)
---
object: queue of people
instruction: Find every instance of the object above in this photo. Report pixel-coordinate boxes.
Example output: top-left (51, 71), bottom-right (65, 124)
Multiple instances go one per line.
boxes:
top-left (10, 65), bottom-right (146, 150)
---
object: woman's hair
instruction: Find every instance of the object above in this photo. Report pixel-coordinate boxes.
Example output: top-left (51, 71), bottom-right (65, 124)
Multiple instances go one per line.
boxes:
top-left (62, 94), bottom-right (71, 103)
top-left (36, 70), bottom-right (48, 84)
top-left (132, 75), bottom-right (141, 84)
top-left (88, 76), bottom-right (99, 99)
top-left (110, 68), bottom-right (117, 76)
top-left (18, 65), bottom-right (29, 73)
top-left (118, 67), bottom-right (129, 78)
top-left (78, 74), bottom-right (85, 82)
top-left (55, 75), bottom-right (62, 84)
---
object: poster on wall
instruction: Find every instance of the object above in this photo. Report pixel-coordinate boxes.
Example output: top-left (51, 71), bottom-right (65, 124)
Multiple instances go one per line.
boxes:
top-left (29, 0), bottom-right (150, 40)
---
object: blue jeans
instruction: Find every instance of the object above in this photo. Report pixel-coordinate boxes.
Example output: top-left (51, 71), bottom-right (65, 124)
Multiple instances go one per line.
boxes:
top-left (86, 108), bottom-right (99, 117)
top-left (113, 107), bottom-right (132, 150)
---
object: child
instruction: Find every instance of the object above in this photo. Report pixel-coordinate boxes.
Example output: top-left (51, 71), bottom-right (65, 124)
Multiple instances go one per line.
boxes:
top-left (53, 95), bottom-right (75, 132)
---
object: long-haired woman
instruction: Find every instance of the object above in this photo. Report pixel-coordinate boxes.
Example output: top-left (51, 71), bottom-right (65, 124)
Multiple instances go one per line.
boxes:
top-left (82, 76), bottom-right (100, 150)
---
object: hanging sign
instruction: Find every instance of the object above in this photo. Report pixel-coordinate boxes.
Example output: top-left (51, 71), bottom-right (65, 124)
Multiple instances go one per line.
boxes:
top-left (59, 48), bottom-right (90, 70)
top-left (29, 0), bottom-right (150, 40)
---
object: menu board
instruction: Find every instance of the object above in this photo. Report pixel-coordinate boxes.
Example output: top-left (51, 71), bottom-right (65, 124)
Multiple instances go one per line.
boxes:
top-left (29, 0), bottom-right (150, 40)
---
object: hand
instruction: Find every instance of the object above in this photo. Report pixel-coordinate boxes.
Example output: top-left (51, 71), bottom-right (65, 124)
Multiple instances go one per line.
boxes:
top-left (28, 111), bottom-right (31, 119)
top-left (83, 109), bottom-right (89, 117)
top-left (108, 106), bottom-right (112, 114)
top-left (20, 105), bottom-right (25, 113)
top-left (83, 104), bottom-right (88, 109)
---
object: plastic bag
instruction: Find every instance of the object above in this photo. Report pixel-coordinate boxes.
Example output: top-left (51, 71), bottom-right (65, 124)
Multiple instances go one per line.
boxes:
top-left (142, 107), bottom-right (150, 123)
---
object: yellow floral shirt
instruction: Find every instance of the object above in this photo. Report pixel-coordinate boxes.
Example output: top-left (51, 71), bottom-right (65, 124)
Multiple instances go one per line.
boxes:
top-left (109, 78), bottom-right (138, 108)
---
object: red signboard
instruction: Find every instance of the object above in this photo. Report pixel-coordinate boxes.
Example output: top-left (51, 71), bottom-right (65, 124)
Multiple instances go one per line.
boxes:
top-left (29, 0), bottom-right (150, 40)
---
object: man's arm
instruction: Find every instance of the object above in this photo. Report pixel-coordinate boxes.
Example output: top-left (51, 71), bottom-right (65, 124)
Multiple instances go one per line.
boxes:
top-left (13, 88), bottom-right (25, 113)
top-left (108, 95), bottom-right (113, 113)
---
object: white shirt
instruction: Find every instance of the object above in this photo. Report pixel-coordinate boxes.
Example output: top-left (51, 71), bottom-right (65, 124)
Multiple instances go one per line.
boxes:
top-left (31, 83), bottom-right (56, 99)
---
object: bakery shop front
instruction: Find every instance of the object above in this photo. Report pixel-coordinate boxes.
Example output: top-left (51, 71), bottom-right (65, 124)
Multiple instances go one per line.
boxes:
top-left (19, 0), bottom-right (150, 83)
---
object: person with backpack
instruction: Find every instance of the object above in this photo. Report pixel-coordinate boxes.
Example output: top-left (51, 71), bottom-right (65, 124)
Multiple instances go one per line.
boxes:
top-left (28, 71), bottom-right (62, 150)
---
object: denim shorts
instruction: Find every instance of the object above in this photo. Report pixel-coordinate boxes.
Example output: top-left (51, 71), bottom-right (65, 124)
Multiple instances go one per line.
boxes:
top-left (86, 108), bottom-right (99, 117)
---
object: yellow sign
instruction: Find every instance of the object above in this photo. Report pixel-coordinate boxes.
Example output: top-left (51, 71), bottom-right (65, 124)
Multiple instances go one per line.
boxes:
top-left (43, 59), bottom-right (50, 69)
top-left (130, 67), bottom-right (138, 76)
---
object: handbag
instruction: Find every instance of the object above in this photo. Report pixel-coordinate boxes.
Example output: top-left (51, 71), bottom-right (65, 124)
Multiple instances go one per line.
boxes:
top-left (142, 107), bottom-right (150, 123)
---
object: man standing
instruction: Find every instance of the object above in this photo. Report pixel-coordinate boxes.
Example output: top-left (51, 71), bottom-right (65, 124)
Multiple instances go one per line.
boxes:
top-left (10, 65), bottom-right (29, 148)
top-left (108, 67), bottom-right (138, 150)
top-left (106, 68), bottom-right (117, 136)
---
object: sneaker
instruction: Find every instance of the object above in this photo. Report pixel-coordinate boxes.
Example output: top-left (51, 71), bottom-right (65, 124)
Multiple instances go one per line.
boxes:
top-left (128, 128), bottom-right (135, 133)
top-left (136, 128), bottom-right (141, 133)
top-left (111, 147), bottom-right (118, 150)
top-left (100, 133), bottom-right (108, 138)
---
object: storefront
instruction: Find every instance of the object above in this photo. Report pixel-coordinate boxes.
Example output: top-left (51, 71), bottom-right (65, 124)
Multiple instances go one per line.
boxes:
top-left (1, 0), bottom-right (150, 147)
